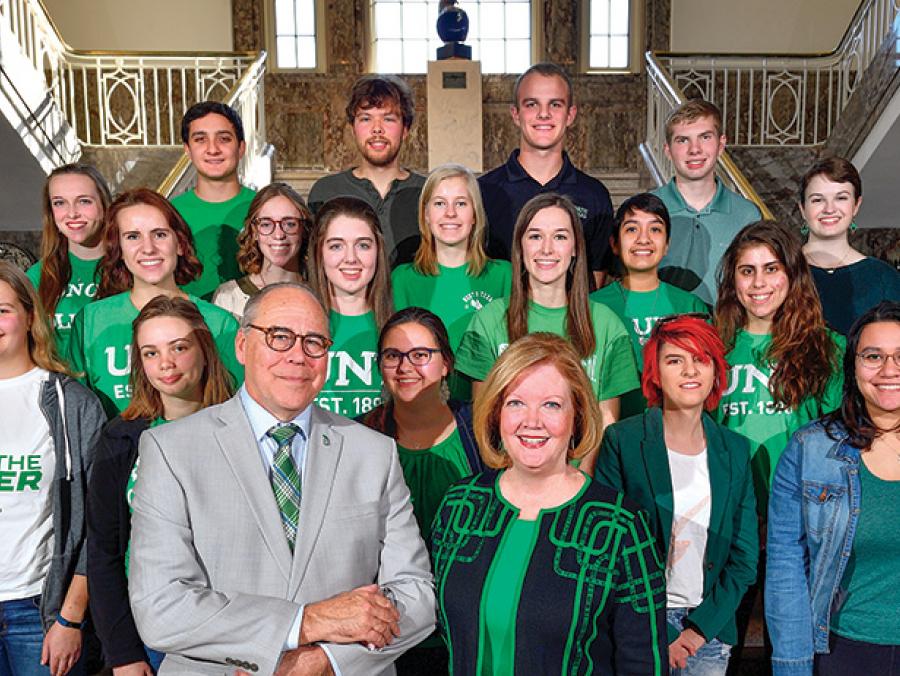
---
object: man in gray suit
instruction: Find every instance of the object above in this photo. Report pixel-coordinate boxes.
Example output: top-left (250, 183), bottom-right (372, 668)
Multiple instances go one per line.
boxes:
top-left (130, 283), bottom-right (435, 675)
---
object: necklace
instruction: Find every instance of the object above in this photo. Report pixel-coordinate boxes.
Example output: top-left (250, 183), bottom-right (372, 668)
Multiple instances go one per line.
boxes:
top-left (805, 248), bottom-right (852, 274)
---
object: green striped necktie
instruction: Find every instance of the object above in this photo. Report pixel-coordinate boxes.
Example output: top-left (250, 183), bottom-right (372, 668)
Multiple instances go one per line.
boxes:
top-left (266, 423), bottom-right (303, 551)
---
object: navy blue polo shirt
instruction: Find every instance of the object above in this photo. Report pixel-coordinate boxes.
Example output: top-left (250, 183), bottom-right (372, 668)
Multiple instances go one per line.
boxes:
top-left (478, 150), bottom-right (614, 272)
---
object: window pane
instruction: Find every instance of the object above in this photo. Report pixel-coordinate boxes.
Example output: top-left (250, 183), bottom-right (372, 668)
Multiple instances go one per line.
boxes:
top-left (297, 36), bottom-right (317, 68)
top-left (591, 36), bottom-right (609, 68)
top-left (506, 39), bottom-right (530, 73)
top-left (376, 39), bottom-right (404, 72)
top-left (275, 0), bottom-right (295, 36)
top-left (296, 0), bottom-right (316, 35)
top-left (480, 4), bottom-right (504, 39)
top-left (591, 0), bottom-right (609, 34)
top-left (610, 0), bottom-right (629, 35)
top-left (481, 39), bottom-right (505, 72)
top-left (402, 2), bottom-right (428, 39)
top-left (609, 36), bottom-right (628, 68)
top-left (375, 3), bottom-right (403, 39)
top-left (403, 39), bottom-right (428, 73)
top-left (277, 36), bottom-right (297, 68)
top-left (505, 3), bottom-right (530, 40)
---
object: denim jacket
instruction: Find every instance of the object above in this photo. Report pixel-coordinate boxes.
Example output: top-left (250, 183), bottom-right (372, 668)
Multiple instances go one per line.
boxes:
top-left (765, 419), bottom-right (860, 676)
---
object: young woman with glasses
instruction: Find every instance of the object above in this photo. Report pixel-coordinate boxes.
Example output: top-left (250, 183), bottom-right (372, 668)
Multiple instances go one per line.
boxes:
top-left (68, 189), bottom-right (242, 416)
top-left (767, 301), bottom-right (900, 675)
top-left (307, 197), bottom-right (393, 419)
top-left (27, 164), bottom-right (112, 359)
top-left (212, 183), bottom-right (311, 319)
top-left (360, 307), bottom-right (484, 675)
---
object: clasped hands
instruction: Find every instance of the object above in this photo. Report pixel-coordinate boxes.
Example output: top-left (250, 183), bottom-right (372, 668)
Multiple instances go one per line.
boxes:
top-left (268, 584), bottom-right (401, 676)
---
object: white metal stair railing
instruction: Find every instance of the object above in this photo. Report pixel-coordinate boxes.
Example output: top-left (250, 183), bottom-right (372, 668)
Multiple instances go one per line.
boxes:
top-left (0, 0), bottom-right (270, 190)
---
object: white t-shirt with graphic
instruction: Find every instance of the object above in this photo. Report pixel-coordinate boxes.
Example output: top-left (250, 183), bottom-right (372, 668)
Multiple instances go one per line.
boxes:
top-left (665, 447), bottom-right (711, 609)
top-left (0, 367), bottom-right (55, 601)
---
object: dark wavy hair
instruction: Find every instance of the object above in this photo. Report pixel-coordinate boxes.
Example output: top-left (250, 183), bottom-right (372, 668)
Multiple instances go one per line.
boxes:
top-left (508, 193), bottom-right (595, 359)
top-left (825, 301), bottom-right (900, 448)
top-left (715, 220), bottom-right (840, 409)
top-left (97, 189), bottom-right (203, 298)
top-left (37, 164), bottom-right (112, 318)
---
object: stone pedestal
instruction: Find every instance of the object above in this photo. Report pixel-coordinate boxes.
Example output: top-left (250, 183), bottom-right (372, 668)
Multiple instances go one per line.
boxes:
top-left (426, 59), bottom-right (482, 172)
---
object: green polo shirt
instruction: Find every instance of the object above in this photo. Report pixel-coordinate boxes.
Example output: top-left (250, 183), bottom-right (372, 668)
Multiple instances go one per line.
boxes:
top-left (652, 179), bottom-right (761, 305)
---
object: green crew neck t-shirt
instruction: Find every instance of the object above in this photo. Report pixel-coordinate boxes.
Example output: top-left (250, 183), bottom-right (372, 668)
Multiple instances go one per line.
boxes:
top-left (717, 329), bottom-right (844, 497)
top-left (171, 187), bottom-right (255, 300)
top-left (26, 253), bottom-right (100, 359)
top-left (455, 298), bottom-right (638, 401)
top-left (591, 281), bottom-right (708, 417)
top-left (480, 517), bottom-right (541, 676)
top-left (68, 292), bottom-right (243, 416)
top-left (832, 460), bottom-right (900, 645)
top-left (315, 311), bottom-right (382, 418)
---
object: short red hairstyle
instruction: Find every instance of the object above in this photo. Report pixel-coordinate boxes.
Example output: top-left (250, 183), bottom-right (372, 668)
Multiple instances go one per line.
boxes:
top-left (641, 315), bottom-right (728, 411)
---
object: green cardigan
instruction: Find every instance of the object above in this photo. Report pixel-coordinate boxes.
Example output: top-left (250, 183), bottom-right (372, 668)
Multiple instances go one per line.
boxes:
top-left (595, 407), bottom-right (758, 645)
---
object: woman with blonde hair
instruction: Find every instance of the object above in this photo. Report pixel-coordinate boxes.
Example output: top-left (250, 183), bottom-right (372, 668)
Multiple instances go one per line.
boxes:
top-left (212, 183), bottom-right (311, 318)
top-left (307, 196), bottom-right (392, 418)
top-left (392, 164), bottom-right (510, 397)
top-left (0, 261), bottom-right (106, 676)
top-left (432, 332), bottom-right (666, 674)
top-left (455, 192), bottom-right (637, 471)
top-left (88, 296), bottom-right (234, 674)
top-left (26, 164), bottom-right (112, 357)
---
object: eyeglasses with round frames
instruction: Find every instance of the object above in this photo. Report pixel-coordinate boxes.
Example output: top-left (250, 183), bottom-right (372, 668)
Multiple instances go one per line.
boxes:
top-left (856, 350), bottom-right (900, 370)
top-left (379, 347), bottom-right (441, 368)
top-left (253, 217), bottom-right (305, 236)
top-left (246, 324), bottom-right (332, 357)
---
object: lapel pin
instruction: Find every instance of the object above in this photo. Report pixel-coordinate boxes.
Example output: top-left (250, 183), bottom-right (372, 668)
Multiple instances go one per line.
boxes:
top-left (322, 434), bottom-right (330, 446)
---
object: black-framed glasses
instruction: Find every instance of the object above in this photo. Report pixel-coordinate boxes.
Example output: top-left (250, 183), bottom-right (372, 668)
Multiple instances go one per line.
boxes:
top-left (253, 217), bottom-right (305, 236)
top-left (856, 350), bottom-right (900, 370)
top-left (379, 347), bottom-right (441, 368)
top-left (247, 324), bottom-right (332, 357)
top-left (649, 312), bottom-right (712, 339)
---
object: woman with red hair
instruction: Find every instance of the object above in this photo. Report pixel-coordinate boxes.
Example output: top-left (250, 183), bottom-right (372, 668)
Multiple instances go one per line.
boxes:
top-left (596, 314), bottom-right (758, 676)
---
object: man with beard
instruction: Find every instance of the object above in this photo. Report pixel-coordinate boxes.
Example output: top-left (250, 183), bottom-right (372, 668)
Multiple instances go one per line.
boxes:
top-left (308, 75), bottom-right (424, 267)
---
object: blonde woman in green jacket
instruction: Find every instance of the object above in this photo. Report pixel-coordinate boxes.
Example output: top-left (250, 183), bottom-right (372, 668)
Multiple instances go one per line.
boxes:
top-left (595, 314), bottom-right (758, 675)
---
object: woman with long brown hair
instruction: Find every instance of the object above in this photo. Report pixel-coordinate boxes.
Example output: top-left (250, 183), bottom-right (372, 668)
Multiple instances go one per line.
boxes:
top-left (715, 220), bottom-right (844, 501)
top-left (212, 183), bottom-right (311, 318)
top-left (307, 196), bottom-right (392, 418)
top-left (455, 192), bottom-right (637, 472)
top-left (0, 261), bottom-right (106, 676)
top-left (26, 164), bottom-right (112, 357)
top-left (87, 296), bottom-right (233, 675)
top-left (67, 189), bottom-right (241, 416)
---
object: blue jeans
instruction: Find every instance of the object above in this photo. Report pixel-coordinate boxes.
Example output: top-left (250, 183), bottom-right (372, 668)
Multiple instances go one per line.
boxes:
top-left (0, 597), bottom-right (84, 676)
top-left (667, 607), bottom-right (732, 676)
top-left (145, 646), bottom-right (164, 673)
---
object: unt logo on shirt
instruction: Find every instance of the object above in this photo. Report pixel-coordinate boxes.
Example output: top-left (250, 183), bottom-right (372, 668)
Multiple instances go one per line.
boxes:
top-left (722, 363), bottom-right (769, 396)
top-left (632, 316), bottom-right (664, 346)
top-left (105, 345), bottom-right (132, 377)
top-left (325, 351), bottom-right (377, 386)
top-left (462, 291), bottom-right (495, 312)
top-left (0, 454), bottom-right (42, 491)
top-left (66, 281), bottom-right (98, 298)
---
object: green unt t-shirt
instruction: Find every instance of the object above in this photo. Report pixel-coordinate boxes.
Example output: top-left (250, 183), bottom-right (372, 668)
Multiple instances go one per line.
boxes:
top-left (315, 311), bottom-right (382, 418)
top-left (26, 253), bottom-right (100, 358)
top-left (392, 260), bottom-right (512, 350)
top-left (717, 329), bottom-right (844, 496)
top-left (171, 187), bottom-right (255, 300)
top-left (591, 281), bottom-right (708, 418)
top-left (68, 292), bottom-right (243, 417)
top-left (455, 298), bottom-right (639, 401)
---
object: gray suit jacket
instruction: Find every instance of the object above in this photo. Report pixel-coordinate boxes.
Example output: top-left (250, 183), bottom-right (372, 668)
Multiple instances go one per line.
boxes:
top-left (129, 396), bottom-right (435, 675)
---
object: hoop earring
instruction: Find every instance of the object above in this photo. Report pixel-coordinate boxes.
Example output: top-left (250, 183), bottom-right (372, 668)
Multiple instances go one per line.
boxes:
top-left (800, 224), bottom-right (809, 235)
top-left (440, 377), bottom-right (450, 404)
top-left (850, 221), bottom-right (858, 232)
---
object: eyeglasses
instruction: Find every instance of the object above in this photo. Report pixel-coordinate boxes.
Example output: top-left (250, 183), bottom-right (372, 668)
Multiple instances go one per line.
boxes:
top-left (253, 217), bottom-right (305, 236)
top-left (379, 347), bottom-right (441, 368)
top-left (246, 324), bottom-right (332, 357)
top-left (856, 350), bottom-right (900, 370)
top-left (649, 312), bottom-right (712, 338)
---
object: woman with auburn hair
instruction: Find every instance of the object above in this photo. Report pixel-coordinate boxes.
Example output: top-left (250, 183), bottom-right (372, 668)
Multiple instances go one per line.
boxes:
top-left (767, 302), bottom-right (900, 675)
top-left (455, 192), bottom-right (637, 471)
top-left (596, 315), bottom-right (757, 675)
top-left (360, 307), bottom-right (484, 674)
top-left (392, 165), bottom-right (511, 398)
top-left (798, 156), bottom-right (899, 336)
top-left (0, 261), bottom-right (106, 676)
top-left (68, 188), bottom-right (241, 416)
top-left (307, 196), bottom-right (392, 418)
top-left (87, 296), bottom-right (234, 675)
top-left (715, 220), bottom-right (844, 503)
top-left (26, 164), bottom-right (112, 357)
top-left (432, 332), bottom-right (667, 675)
top-left (212, 182), bottom-right (311, 318)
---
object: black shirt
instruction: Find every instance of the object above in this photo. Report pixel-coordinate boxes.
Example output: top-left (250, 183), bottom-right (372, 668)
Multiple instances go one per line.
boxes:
top-left (478, 150), bottom-right (614, 272)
